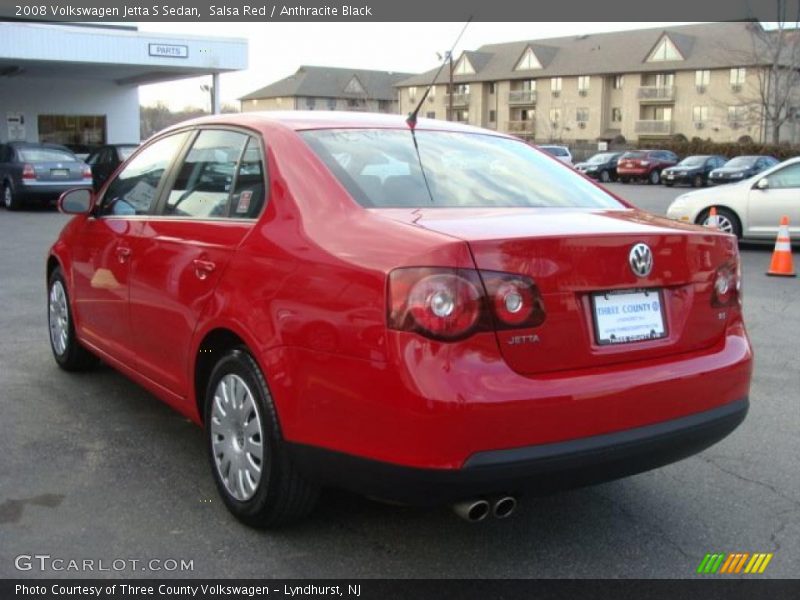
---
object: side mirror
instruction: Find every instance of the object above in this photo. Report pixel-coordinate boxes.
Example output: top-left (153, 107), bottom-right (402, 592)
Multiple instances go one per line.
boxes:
top-left (58, 188), bottom-right (95, 215)
top-left (756, 178), bottom-right (769, 190)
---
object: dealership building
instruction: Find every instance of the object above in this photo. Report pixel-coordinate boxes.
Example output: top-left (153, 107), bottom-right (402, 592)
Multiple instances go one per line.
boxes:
top-left (0, 22), bottom-right (247, 147)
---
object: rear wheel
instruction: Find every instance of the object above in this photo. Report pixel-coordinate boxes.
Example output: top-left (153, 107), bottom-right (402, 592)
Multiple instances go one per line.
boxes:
top-left (698, 207), bottom-right (742, 239)
top-left (205, 348), bottom-right (319, 528)
top-left (693, 174), bottom-right (705, 188)
top-left (48, 268), bottom-right (98, 370)
top-left (649, 170), bottom-right (661, 185)
top-left (599, 170), bottom-right (611, 183)
top-left (3, 182), bottom-right (22, 211)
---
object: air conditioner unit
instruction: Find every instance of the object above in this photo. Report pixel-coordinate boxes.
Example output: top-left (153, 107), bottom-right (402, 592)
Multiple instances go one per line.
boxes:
top-left (578, 121), bottom-right (587, 129)
top-left (579, 90), bottom-right (588, 97)
top-left (696, 85), bottom-right (706, 94)
top-left (694, 121), bottom-right (705, 129)
top-left (552, 91), bottom-right (560, 98)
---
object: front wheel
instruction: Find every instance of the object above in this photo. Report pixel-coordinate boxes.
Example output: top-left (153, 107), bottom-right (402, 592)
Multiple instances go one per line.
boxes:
top-left (693, 175), bottom-right (705, 188)
top-left (48, 268), bottom-right (98, 370)
top-left (698, 207), bottom-right (742, 239)
top-left (205, 348), bottom-right (319, 528)
top-left (649, 170), bottom-right (661, 185)
top-left (3, 182), bottom-right (22, 211)
top-left (599, 170), bottom-right (611, 183)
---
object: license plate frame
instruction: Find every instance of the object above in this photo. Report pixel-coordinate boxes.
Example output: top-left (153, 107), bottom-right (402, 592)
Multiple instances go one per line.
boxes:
top-left (50, 169), bottom-right (69, 177)
top-left (591, 288), bottom-right (667, 346)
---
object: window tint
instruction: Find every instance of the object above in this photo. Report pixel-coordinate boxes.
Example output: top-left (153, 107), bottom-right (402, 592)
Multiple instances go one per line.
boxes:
top-left (229, 137), bottom-right (267, 218)
top-left (163, 130), bottom-right (248, 218)
top-left (101, 132), bottom-right (189, 216)
top-left (302, 129), bottom-right (622, 209)
top-left (766, 163), bottom-right (800, 189)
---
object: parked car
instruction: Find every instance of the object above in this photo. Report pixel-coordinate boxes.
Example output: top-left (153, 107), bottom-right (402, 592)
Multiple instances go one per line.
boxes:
top-left (48, 112), bottom-right (751, 527)
top-left (0, 142), bottom-right (93, 210)
top-left (616, 149), bottom-right (679, 184)
top-left (708, 155), bottom-right (779, 185)
top-left (667, 156), bottom-right (800, 239)
top-left (538, 145), bottom-right (573, 165)
top-left (574, 152), bottom-right (623, 183)
top-left (86, 143), bottom-right (139, 190)
top-left (662, 155), bottom-right (728, 188)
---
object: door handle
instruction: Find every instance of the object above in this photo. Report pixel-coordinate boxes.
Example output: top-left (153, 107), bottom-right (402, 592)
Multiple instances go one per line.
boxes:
top-left (116, 246), bottom-right (131, 263)
top-left (193, 259), bottom-right (216, 280)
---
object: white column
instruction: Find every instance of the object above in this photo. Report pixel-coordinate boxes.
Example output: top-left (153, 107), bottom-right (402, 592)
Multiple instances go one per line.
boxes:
top-left (212, 73), bottom-right (221, 115)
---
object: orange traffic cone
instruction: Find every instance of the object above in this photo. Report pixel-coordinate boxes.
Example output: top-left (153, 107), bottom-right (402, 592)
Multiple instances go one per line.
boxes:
top-left (705, 206), bottom-right (718, 229)
top-left (767, 216), bottom-right (796, 277)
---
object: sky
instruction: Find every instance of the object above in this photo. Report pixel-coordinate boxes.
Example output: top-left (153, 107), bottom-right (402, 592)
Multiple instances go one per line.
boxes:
top-left (136, 22), bottom-right (696, 110)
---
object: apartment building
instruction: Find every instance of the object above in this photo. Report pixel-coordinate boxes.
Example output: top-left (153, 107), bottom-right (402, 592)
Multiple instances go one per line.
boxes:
top-left (396, 22), bottom-right (799, 144)
top-left (240, 65), bottom-right (412, 113)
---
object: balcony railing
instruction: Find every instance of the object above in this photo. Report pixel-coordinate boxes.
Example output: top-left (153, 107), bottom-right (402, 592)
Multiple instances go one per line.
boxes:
top-left (506, 120), bottom-right (535, 133)
top-left (634, 120), bottom-right (673, 135)
top-left (637, 86), bottom-right (676, 102)
top-left (508, 90), bottom-right (537, 105)
top-left (445, 93), bottom-right (470, 106)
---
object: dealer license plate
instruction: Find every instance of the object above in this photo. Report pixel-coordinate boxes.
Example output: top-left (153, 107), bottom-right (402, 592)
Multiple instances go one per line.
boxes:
top-left (592, 289), bottom-right (666, 345)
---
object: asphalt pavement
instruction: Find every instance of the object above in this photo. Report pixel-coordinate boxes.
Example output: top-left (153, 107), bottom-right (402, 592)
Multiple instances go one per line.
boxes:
top-left (0, 184), bottom-right (797, 579)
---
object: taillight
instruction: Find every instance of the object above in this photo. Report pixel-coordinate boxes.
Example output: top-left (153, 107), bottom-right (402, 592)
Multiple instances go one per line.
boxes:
top-left (480, 271), bottom-right (546, 329)
top-left (82, 165), bottom-right (92, 178)
top-left (712, 258), bottom-right (740, 307)
top-left (22, 164), bottom-right (36, 179)
top-left (388, 267), bottom-right (546, 341)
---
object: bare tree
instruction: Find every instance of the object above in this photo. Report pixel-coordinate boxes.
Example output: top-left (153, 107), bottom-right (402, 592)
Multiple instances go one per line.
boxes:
top-left (749, 3), bottom-right (800, 143)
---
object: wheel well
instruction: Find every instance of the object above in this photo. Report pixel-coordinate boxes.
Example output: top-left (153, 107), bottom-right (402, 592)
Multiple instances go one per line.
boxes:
top-left (194, 328), bottom-right (247, 424)
top-left (46, 256), bottom-right (61, 283)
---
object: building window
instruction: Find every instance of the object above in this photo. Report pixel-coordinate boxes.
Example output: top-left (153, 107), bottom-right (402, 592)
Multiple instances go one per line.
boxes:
top-left (305, 98), bottom-right (316, 110)
top-left (488, 82), bottom-right (496, 94)
top-left (728, 105), bottom-right (747, 123)
top-left (695, 70), bottom-right (710, 89)
top-left (38, 115), bottom-right (107, 146)
top-left (408, 86), bottom-right (417, 101)
top-left (426, 111), bottom-right (436, 119)
top-left (549, 108), bottom-right (561, 125)
top-left (646, 35), bottom-right (683, 62)
top-left (613, 75), bottom-right (624, 89)
top-left (577, 76), bottom-right (590, 93)
top-left (730, 68), bottom-right (746, 90)
top-left (454, 109), bottom-right (469, 123)
top-left (454, 83), bottom-right (470, 94)
top-left (551, 77), bottom-right (562, 96)
top-left (327, 98), bottom-right (336, 110)
top-left (489, 110), bottom-right (497, 122)
top-left (611, 107), bottom-right (622, 122)
top-left (692, 106), bottom-right (709, 122)
top-left (576, 107), bottom-right (589, 122)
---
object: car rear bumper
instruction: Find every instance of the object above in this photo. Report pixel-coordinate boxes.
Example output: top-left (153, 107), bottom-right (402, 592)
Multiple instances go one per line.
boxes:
top-left (617, 167), bottom-right (651, 176)
top-left (19, 181), bottom-right (92, 198)
top-left (287, 397), bottom-right (748, 505)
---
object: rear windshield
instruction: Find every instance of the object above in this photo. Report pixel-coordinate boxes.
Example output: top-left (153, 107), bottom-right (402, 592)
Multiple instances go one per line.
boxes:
top-left (301, 130), bottom-right (622, 210)
top-left (586, 153), bottom-right (618, 164)
top-left (725, 156), bottom-right (757, 168)
top-left (17, 148), bottom-right (77, 162)
top-left (678, 156), bottom-right (708, 166)
top-left (540, 146), bottom-right (568, 157)
top-left (620, 151), bottom-right (646, 159)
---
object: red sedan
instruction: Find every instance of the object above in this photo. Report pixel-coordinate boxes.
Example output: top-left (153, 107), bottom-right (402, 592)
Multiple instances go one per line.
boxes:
top-left (47, 112), bottom-right (752, 527)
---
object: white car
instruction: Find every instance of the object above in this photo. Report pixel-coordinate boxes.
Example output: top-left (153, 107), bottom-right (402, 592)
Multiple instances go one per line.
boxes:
top-left (538, 145), bottom-right (573, 166)
top-left (666, 157), bottom-right (800, 240)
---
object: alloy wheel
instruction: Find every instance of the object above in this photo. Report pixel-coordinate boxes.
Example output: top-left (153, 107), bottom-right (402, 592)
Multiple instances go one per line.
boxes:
top-left (704, 213), bottom-right (734, 234)
top-left (48, 280), bottom-right (69, 355)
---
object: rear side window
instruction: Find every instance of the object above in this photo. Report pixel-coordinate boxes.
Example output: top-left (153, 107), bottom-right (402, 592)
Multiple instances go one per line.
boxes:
top-left (101, 132), bottom-right (190, 216)
top-left (162, 130), bottom-right (265, 219)
top-left (301, 129), bottom-right (622, 209)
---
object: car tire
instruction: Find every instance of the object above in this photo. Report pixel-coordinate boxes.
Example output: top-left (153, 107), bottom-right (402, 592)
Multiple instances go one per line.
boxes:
top-left (48, 267), bottom-right (99, 371)
top-left (3, 182), bottom-right (22, 211)
top-left (693, 175), bottom-right (704, 188)
top-left (649, 170), bottom-right (661, 185)
top-left (619, 177), bottom-right (629, 184)
top-left (205, 347), bottom-right (319, 528)
top-left (698, 207), bottom-right (742, 239)
top-left (599, 170), bottom-right (611, 183)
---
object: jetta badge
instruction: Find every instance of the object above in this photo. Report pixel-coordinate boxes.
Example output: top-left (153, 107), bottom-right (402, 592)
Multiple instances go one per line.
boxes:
top-left (629, 243), bottom-right (653, 278)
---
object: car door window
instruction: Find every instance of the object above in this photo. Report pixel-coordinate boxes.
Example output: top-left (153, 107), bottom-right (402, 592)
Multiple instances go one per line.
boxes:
top-left (100, 132), bottom-right (189, 216)
top-left (163, 129), bottom-right (248, 218)
top-left (765, 163), bottom-right (800, 189)
top-left (228, 137), bottom-right (267, 219)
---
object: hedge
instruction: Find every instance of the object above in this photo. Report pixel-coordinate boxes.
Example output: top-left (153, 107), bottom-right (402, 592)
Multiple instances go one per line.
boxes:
top-left (629, 137), bottom-right (800, 160)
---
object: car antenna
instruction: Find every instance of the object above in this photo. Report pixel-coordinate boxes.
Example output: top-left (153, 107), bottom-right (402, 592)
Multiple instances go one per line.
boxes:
top-left (406, 17), bottom-right (472, 129)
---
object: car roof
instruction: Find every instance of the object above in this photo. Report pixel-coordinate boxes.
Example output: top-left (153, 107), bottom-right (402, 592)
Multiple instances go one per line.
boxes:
top-left (159, 111), bottom-right (501, 137)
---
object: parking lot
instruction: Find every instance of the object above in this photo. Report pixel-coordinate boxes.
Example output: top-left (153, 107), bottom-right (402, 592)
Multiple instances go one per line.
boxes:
top-left (0, 183), bottom-right (797, 579)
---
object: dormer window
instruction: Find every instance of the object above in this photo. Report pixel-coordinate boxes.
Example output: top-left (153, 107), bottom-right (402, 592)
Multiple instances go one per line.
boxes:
top-left (453, 55), bottom-right (475, 75)
top-left (344, 76), bottom-right (366, 94)
top-left (514, 46), bottom-right (542, 71)
top-left (646, 35), bottom-right (683, 62)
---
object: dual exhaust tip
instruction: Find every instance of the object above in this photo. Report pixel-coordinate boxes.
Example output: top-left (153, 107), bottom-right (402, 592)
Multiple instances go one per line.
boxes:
top-left (453, 496), bottom-right (517, 522)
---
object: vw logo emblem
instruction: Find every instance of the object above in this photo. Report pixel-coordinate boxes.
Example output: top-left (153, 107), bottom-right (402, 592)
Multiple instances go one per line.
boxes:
top-left (629, 243), bottom-right (653, 278)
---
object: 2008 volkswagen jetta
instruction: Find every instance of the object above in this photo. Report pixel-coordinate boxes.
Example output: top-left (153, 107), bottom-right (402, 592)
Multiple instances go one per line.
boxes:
top-left (47, 112), bottom-right (752, 527)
